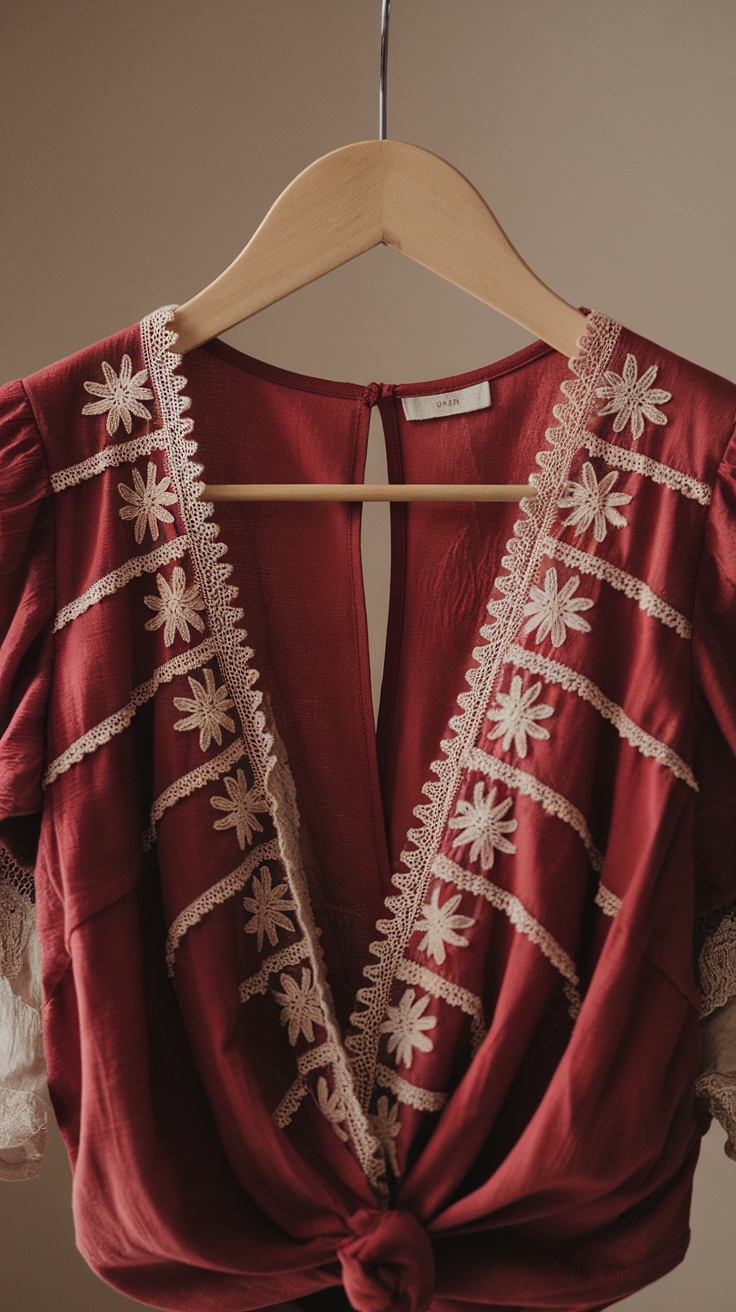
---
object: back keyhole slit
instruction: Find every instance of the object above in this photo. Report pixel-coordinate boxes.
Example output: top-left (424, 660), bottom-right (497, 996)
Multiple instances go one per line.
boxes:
top-left (360, 404), bottom-right (393, 734)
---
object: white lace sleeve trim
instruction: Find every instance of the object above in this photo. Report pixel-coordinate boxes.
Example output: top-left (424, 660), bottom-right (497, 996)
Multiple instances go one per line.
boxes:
top-left (698, 910), bottom-right (736, 1016)
top-left (0, 853), bottom-right (51, 1182)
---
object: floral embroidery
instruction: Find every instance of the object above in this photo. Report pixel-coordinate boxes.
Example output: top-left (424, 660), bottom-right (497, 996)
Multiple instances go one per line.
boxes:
top-left (522, 566), bottom-right (594, 647)
top-left (82, 354), bottom-right (154, 436)
top-left (210, 767), bottom-right (271, 848)
top-left (412, 885), bottom-right (475, 965)
top-left (143, 565), bottom-right (207, 647)
top-left (447, 779), bottom-right (518, 870)
top-left (315, 1075), bottom-right (349, 1141)
top-left (172, 667), bottom-right (237, 751)
top-left (594, 353), bottom-right (671, 442)
top-left (367, 1095), bottom-right (401, 1176)
top-left (242, 866), bottom-right (297, 952)
top-left (118, 461), bottom-right (179, 544)
top-left (271, 966), bottom-right (325, 1045)
top-left (557, 461), bottom-right (633, 541)
top-left (485, 673), bottom-right (554, 756)
top-left (379, 987), bottom-right (437, 1069)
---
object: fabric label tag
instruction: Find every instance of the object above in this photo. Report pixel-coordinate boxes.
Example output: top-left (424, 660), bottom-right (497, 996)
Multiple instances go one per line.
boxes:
top-left (400, 379), bottom-right (491, 421)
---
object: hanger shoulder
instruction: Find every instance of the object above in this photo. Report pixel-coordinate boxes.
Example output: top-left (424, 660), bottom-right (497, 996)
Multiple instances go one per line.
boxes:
top-left (169, 142), bottom-right (387, 354)
top-left (381, 142), bottom-right (588, 356)
top-left (166, 140), bottom-right (587, 358)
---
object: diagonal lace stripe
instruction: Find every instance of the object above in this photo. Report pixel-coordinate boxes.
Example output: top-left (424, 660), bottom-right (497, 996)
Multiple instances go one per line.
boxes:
top-left (581, 432), bottom-right (712, 505)
top-left (53, 535), bottom-right (190, 632)
top-left (239, 938), bottom-right (312, 1003)
top-left (141, 735), bottom-right (246, 852)
top-left (165, 837), bottom-right (280, 976)
top-left (433, 851), bottom-right (582, 1019)
top-left (49, 428), bottom-right (170, 492)
top-left (42, 637), bottom-right (217, 788)
top-left (374, 1063), bottom-right (448, 1112)
top-left (271, 1042), bottom-right (347, 1129)
top-left (464, 744), bottom-right (605, 871)
top-left (595, 883), bottom-right (622, 917)
top-left (272, 1078), bottom-right (310, 1129)
top-left (394, 957), bottom-right (486, 1055)
top-left (542, 535), bottom-right (692, 638)
top-left (503, 643), bottom-right (698, 791)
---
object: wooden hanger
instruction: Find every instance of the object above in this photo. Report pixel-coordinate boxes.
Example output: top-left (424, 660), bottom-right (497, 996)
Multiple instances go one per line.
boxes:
top-left (165, 0), bottom-right (589, 504)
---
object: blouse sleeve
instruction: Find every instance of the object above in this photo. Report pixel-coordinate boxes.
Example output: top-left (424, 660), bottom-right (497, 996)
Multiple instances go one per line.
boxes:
top-left (691, 417), bottom-right (736, 1160)
top-left (0, 378), bottom-right (56, 1181)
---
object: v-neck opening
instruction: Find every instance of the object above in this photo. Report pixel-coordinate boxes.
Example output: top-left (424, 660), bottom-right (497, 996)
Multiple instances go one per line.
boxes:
top-left (140, 302), bottom-right (623, 1200)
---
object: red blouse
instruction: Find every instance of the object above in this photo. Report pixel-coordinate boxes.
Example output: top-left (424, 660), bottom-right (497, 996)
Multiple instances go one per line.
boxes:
top-left (1, 303), bottom-right (736, 1312)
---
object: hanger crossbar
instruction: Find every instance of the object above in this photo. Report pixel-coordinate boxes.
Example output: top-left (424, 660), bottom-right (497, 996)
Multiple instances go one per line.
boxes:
top-left (201, 482), bottom-right (537, 502)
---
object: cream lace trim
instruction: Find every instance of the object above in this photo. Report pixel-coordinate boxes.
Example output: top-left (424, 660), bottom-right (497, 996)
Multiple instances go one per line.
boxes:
top-left (464, 743), bottom-right (605, 871)
top-left (142, 306), bottom-right (389, 1198)
top-left (595, 883), bottom-right (622, 917)
top-left (542, 535), bottom-right (692, 638)
top-left (164, 837), bottom-right (280, 976)
top-left (335, 313), bottom-right (621, 1107)
top-left (698, 915), bottom-right (736, 1017)
top-left (694, 1071), bottom-right (736, 1161)
top-left (0, 883), bottom-right (35, 981)
top-left (374, 1063), bottom-right (447, 1112)
top-left (141, 734), bottom-right (246, 852)
top-left (273, 1042), bottom-right (348, 1128)
top-left (239, 938), bottom-right (312, 1004)
top-left (432, 852), bottom-right (582, 1019)
top-left (272, 1078), bottom-right (310, 1129)
top-left (42, 636), bottom-right (217, 788)
top-left (582, 432), bottom-right (713, 505)
top-left (53, 534), bottom-right (189, 632)
top-left (49, 428), bottom-right (169, 492)
top-left (503, 643), bottom-right (698, 791)
top-left (393, 957), bottom-right (486, 1056)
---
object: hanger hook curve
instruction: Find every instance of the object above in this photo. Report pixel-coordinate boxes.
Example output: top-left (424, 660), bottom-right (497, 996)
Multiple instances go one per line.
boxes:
top-left (379, 0), bottom-right (391, 140)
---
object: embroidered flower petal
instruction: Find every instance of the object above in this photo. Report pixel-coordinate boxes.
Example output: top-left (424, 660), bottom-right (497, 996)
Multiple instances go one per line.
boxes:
top-left (447, 779), bottom-right (518, 869)
top-left (82, 353), bottom-right (154, 437)
top-left (594, 353), bottom-right (671, 443)
top-left (379, 988), bottom-right (437, 1069)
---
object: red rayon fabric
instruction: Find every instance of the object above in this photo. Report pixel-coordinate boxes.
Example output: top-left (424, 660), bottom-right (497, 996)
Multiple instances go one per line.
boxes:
top-left (1, 303), bottom-right (736, 1312)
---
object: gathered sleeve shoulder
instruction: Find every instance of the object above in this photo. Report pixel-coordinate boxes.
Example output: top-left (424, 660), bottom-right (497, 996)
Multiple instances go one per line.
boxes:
top-left (691, 414), bottom-right (736, 1160)
top-left (0, 377), bottom-right (56, 1180)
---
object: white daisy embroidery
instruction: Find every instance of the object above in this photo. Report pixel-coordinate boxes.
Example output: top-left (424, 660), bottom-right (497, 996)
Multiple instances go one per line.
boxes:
top-left (594, 353), bottom-right (672, 442)
top-left (379, 988), bottom-right (437, 1069)
top-left (486, 673), bottom-right (554, 757)
top-left (557, 461), bottom-right (633, 542)
top-left (210, 767), bottom-right (271, 848)
top-left (367, 1095), bottom-right (401, 1177)
top-left (448, 779), bottom-right (518, 870)
top-left (412, 885), bottom-right (475, 965)
top-left (522, 566), bottom-right (594, 647)
top-left (118, 461), bottom-right (179, 544)
top-left (82, 354), bottom-right (154, 436)
top-left (172, 667), bottom-right (236, 752)
top-left (315, 1075), bottom-right (349, 1142)
top-left (143, 565), bottom-right (207, 647)
top-left (242, 866), bottom-right (297, 952)
top-left (271, 966), bottom-right (324, 1046)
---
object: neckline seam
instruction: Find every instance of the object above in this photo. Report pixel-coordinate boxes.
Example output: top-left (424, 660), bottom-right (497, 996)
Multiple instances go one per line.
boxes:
top-left (190, 325), bottom-right (570, 401)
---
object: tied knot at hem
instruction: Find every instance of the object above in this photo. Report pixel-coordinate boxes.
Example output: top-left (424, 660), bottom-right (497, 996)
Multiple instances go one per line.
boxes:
top-left (337, 1207), bottom-right (435, 1312)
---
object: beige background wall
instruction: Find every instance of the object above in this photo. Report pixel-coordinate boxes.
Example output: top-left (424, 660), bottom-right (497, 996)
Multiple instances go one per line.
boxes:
top-left (2, 1), bottom-right (735, 1308)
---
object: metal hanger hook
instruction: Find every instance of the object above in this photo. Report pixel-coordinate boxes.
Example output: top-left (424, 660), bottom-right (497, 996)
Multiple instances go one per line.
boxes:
top-left (379, 0), bottom-right (391, 139)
